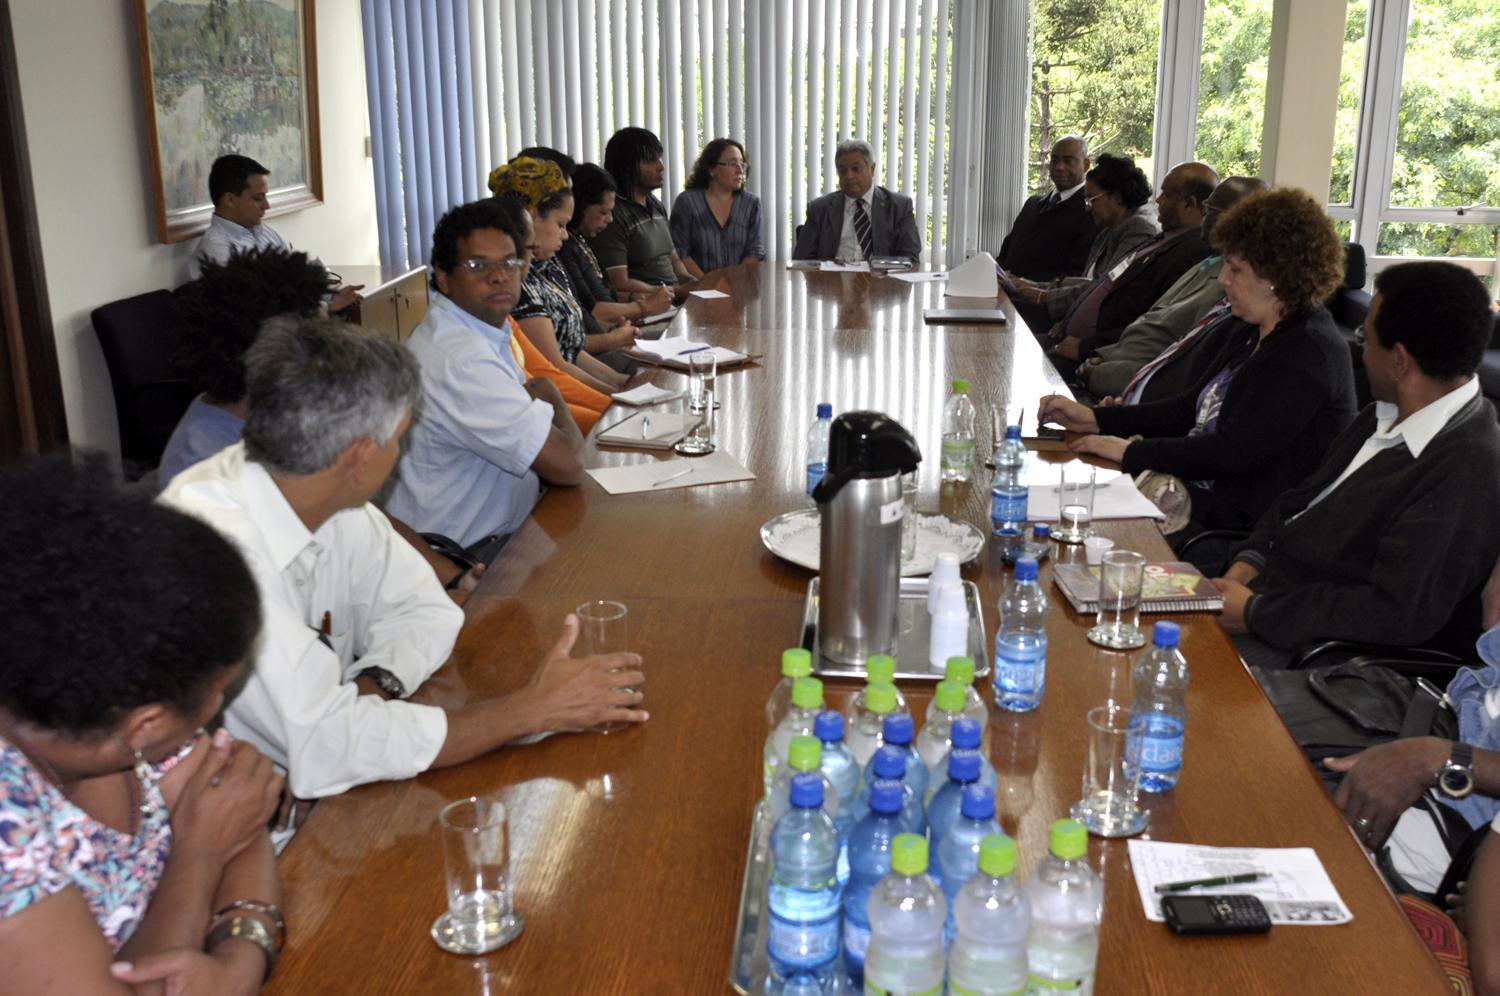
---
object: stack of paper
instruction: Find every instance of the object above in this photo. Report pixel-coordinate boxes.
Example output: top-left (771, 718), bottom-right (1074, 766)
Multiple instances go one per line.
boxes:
top-left (639, 305), bottom-right (681, 325)
top-left (611, 383), bottom-right (682, 407)
top-left (585, 450), bottom-right (757, 495)
top-left (632, 337), bottom-right (747, 366)
top-left (1127, 840), bottom-right (1353, 925)
top-left (1026, 473), bottom-right (1165, 521)
top-left (820, 260), bottom-right (871, 272)
top-left (689, 289), bottom-right (731, 299)
top-left (892, 271), bottom-right (950, 283)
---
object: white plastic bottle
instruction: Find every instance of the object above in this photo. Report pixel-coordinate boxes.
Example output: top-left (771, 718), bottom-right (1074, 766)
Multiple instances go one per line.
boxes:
top-left (764, 677), bottom-right (825, 798)
top-left (766, 648), bottom-right (814, 729)
top-left (1022, 820), bottom-right (1102, 996)
top-left (807, 402), bottom-right (834, 495)
top-left (993, 557), bottom-right (1049, 713)
top-left (941, 380), bottom-right (976, 483)
top-left (864, 833), bottom-right (948, 996)
top-left (947, 835), bottom-right (1031, 996)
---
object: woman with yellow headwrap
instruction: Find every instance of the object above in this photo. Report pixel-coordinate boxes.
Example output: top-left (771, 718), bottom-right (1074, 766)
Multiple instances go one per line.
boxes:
top-left (489, 157), bottom-right (630, 395)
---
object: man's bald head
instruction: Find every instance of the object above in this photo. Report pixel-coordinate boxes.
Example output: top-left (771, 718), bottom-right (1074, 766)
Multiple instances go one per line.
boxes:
top-left (1048, 136), bottom-right (1090, 192)
top-left (1157, 162), bottom-right (1219, 230)
top-left (1201, 175), bottom-right (1271, 241)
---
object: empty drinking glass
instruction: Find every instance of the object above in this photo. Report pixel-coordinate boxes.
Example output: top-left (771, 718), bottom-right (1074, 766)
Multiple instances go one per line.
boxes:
top-left (901, 472), bottom-right (919, 562)
top-left (1069, 704), bottom-right (1147, 838)
top-left (577, 600), bottom-right (635, 733)
top-left (686, 350), bottom-right (716, 411)
top-left (1054, 464), bottom-right (1096, 543)
top-left (432, 796), bottom-right (524, 954)
top-left (1088, 550), bottom-right (1148, 649)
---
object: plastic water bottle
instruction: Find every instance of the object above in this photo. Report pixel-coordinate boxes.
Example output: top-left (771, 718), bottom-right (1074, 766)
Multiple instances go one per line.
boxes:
top-left (1129, 621), bottom-right (1190, 793)
top-left (993, 557), bottom-right (1048, 712)
top-left (815, 711), bottom-right (860, 883)
top-left (991, 425), bottom-right (1028, 536)
top-left (941, 380), bottom-right (977, 482)
top-left (916, 680), bottom-right (969, 771)
top-left (926, 718), bottom-right (998, 806)
top-left (948, 835), bottom-right (1031, 996)
top-left (1023, 820), bottom-right (1102, 996)
top-left (843, 779), bottom-right (914, 986)
top-left (770, 735), bottom-right (840, 823)
top-left (935, 784), bottom-right (1003, 950)
top-left (765, 677), bottom-right (825, 797)
top-left (767, 648), bottom-right (814, 729)
top-left (926, 657), bottom-right (988, 733)
top-left (847, 679), bottom-right (904, 768)
top-left (864, 713), bottom-right (929, 802)
top-left (852, 745), bottom-right (928, 836)
top-left (807, 402), bottom-right (833, 495)
top-left (925, 751), bottom-right (984, 877)
top-left (766, 772), bottom-right (843, 995)
top-left (1023, 523), bottom-right (1052, 561)
top-left (864, 833), bottom-right (947, 996)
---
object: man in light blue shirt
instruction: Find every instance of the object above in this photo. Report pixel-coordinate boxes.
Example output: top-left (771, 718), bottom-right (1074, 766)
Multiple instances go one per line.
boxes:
top-left (384, 199), bottom-right (586, 548)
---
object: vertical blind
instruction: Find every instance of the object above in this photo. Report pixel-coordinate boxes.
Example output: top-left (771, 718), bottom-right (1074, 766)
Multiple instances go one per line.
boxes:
top-left (362, 0), bottom-right (999, 268)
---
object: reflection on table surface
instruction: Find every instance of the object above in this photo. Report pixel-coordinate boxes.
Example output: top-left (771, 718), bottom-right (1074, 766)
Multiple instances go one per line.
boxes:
top-left (264, 265), bottom-right (1450, 996)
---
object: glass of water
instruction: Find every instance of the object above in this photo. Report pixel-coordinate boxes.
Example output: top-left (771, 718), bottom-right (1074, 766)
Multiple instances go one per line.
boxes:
top-left (901, 472), bottom-right (919, 562)
top-left (1054, 463), bottom-right (1096, 543)
top-left (577, 600), bottom-right (635, 732)
top-left (1069, 704), bottom-right (1147, 837)
top-left (674, 391), bottom-right (715, 454)
top-left (686, 349), bottom-right (716, 412)
top-left (1088, 549), bottom-right (1148, 649)
top-left (432, 796), bottom-right (524, 954)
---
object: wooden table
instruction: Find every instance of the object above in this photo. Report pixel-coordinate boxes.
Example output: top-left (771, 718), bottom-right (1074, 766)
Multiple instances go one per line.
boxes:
top-left (265, 265), bottom-right (1451, 995)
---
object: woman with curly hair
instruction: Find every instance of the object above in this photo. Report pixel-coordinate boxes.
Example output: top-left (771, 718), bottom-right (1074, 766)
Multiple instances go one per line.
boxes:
top-left (669, 138), bottom-right (765, 278)
top-left (1038, 187), bottom-right (1357, 564)
top-left (1010, 152), bottom-right (1160, 335)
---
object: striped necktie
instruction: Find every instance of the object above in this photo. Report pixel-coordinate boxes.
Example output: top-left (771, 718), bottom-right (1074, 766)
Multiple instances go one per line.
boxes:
top-left (853, 198), bottom-right (873, 260)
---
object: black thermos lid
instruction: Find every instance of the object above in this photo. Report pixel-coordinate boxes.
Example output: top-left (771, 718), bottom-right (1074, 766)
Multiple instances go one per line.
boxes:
top-left (810, 411), bottom-right (922, 503)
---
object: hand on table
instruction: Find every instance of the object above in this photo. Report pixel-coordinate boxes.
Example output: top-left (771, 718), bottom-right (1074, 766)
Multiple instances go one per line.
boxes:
top-left (328, 285), bottom-right (365, 314)
top-left (1324, 737), bottom-right (1450, 849)
top-left (526, 614), bottom-right (649, 732)
top-left (1069, 433), bottom-right (1129, 465)
top-left (605, 320), bottom-right (642, 351)
top-left (112, 943), bottom-right (266, 996)
top-left (1037, 394), bottom-right (1099, 434)
top-left (1208, 577), bottom-right (1253, 633)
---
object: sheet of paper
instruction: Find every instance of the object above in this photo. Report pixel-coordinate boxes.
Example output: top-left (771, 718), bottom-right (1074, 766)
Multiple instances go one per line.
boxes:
top-left (585, 450), bottom-right (757, 495)
top-left (639, 305), bottom-right (681, 325)
top-left (1027, 472), bottom-right (1164, 521)
top-left (820, 260), bottom-right (872, 272)
top-left (689, 289), bottom-right (731, 299)
top-left (1127, 840), bottom-right (1353, 925)
top-left (1020, 455), bottom-right (1124, 488)
top-left (892, 271), bottom-right (949, 283)
top-left (944, 251), bottom-right (1000, 296)
top-left (633, 337), bottom-right (747, 365)
top-left (611, 383), bottom-right (683, 406)
top-left (786, 259), bottom-right (823, 270)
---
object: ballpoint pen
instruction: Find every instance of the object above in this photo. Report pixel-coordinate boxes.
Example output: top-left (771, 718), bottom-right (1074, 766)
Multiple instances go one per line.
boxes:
top-left (680, 345), bottom-right (711, 356)
top-left (1155, 872), bottom-right (1268, 893)
top-left (642, 416), bottom-right (650, 438)
top-left (652, 467), bottom-right (696, 488)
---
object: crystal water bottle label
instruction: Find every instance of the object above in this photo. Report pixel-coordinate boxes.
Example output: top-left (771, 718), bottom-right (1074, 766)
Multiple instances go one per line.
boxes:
top-left (1025, 973), bottom-right (1090, 993)
top-left (992, 487), bottom-right (1028, 529)
top-left (843, 919), bottom-right (870, 962)
top-left (941, 437), bottom-right (976, 470)
top-left (767, 915), bottom-right (839, 967)
top-left (995, 638), bottom-right (1047, 695)
top-left (1133, 713), bottom-right (1185, 791)
top-left (807, 462), bottom-right (826, 495)
top-left (951, 982), bottom-right (1026, 996)
top-left (866, 981), bottom-right (943, 996)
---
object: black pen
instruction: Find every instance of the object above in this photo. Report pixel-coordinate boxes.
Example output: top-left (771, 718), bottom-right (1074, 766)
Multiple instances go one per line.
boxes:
top-left (1155, 872), bottom-right (1267, 894)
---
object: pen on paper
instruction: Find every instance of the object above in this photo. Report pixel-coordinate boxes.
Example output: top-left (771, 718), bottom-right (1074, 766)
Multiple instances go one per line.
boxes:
top-left (679, 345), bottom-right (711, 356)
top-left (642, 416), bottom-right (650, 438)
top-left (1155, 872), bottom-right (1268, 894)
top-left (652, 467), bottom-right (696, 488)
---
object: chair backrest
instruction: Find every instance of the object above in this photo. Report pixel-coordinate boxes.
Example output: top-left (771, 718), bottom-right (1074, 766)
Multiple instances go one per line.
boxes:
top-left (90, 289), bottom-right (196, 477)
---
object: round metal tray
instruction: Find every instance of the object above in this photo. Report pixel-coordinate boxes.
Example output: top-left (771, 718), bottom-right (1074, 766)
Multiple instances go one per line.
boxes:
top-left (759, 507), bottom-right (987, 576)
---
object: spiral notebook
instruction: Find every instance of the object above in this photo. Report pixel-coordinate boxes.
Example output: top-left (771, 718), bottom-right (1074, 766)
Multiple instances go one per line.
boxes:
top-left (1052, 561), bottom-right (1224, 614)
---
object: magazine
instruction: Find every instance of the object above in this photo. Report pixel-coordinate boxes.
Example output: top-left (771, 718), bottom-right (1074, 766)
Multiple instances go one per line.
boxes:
top-left (1052, 561), bottom-right (1224, 614)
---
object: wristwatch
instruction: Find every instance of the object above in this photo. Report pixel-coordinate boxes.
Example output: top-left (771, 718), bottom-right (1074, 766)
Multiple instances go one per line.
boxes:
top-left (1437, 741), bottom-right (1475, 799)
top-left (356, 666), bottom-right (407, 699)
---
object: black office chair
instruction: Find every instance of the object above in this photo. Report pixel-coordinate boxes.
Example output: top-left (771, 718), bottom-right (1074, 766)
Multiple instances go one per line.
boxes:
top-left (1477, 312), bottom-right (1500, 415)
top-left (91, 290), bottom-right (196, 480)
top-left (1288, 640), bottom-right (1465, 682)
top-left (1328, 242), bottom-right (1372, 409)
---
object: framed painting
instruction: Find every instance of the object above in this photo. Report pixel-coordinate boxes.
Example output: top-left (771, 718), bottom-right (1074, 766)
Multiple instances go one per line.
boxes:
top-left (134, 0), bottom-right (322, 244)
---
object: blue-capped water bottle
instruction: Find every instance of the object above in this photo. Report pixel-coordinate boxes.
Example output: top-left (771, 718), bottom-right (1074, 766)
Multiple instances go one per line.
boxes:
top-left (766, 773), bottom-right (842, 995)
top-left (991, 424), bottom-right (1028, 536)
top-left (806, 402), bottom-right (833, 495)
top-left (936, 783), bottom-right (1003, 950)
top-left (863, 713), bottom-right (928, 802)
top-left (926, 717), bottom-right (998, 806)
top-left (851, 745), bottom-right (927, 835)
top-left (814, 711), bottom-right (860, 883)
top-left (925, 750), bottom-right (984, 883)
top-left (1129, 621), bottom-right (1190, 792)
top-left (993, 557), bottom-right (1049, 712)
top-left (842, 778), bottom-right (913, 986)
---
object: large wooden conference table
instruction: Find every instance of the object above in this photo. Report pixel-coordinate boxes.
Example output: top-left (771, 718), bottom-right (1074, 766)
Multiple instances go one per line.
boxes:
top-left (264, 264), bottom-right (1451, 995)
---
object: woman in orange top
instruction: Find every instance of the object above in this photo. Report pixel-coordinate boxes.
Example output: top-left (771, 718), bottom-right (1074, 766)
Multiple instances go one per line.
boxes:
top-left (503, 314), bottom-right (610, 434)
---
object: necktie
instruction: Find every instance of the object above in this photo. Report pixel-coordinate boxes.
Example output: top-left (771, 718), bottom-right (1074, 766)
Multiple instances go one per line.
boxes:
top-left (853, 199), bottom-right (873, 260)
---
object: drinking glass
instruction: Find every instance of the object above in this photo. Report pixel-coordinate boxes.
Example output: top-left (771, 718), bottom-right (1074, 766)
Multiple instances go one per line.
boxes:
top-left (674, 391), bottom-right (715, 455)
top-left (577, 600), bottom-right (635, 733)
top-left (431, 796), bottom-right (524, 953)
top-left (1054, 464), bottom-right (1096, 543)
top-left (1069, 704), bottom-right (1147, 837)
top-left (1088, 550), bottom-right (1148, 649)
top-left (900, 472), bottom-right (919, 563)
top-left (686, 350), bottom-right (716, 412)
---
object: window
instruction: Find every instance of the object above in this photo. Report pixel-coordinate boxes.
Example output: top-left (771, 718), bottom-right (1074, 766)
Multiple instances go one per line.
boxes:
top-left (1327, 0), bottom-right (1367, 205)
top-left (1194, 0), bottom-right (1273, 179)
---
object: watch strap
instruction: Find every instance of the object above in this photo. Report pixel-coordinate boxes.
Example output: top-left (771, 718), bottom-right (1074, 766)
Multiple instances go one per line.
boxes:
top-left (356, 666), bottom-right (407, 699)
top-left (1451, 741), bottom-right (1474, 769)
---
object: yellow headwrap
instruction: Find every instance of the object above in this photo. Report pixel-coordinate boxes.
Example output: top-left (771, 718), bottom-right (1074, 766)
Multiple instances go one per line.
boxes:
top-left (487, 157), bottom-right (570, 209)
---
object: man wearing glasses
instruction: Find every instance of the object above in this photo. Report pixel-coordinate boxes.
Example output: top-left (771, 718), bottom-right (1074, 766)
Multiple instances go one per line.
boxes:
top-left (385, 199), bottom-right (586, 553)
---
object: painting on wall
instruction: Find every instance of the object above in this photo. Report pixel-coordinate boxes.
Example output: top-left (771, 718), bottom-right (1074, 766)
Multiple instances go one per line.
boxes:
top-left (134, 0), bottom-right (322, 244)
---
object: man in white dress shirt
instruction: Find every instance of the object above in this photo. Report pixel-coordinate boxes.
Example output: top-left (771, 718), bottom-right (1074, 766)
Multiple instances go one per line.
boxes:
top-left (188, 154), bottom-right (361, 312)
top-left (791, 139), bottom-right (922, 262)
top-left (160, 316), bottom-right (647, 806)
top-left (384, 198), bottom-right (586, 549)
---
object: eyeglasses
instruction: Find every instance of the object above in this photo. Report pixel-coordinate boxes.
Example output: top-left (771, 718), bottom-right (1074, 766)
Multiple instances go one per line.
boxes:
top-left (1084, 192), bottom-right (1111, 208)
top-left (457, 258), bottom-right (527, 276)
top-left (1354, 326), bottom-right (1368, 346)
top-left (715, 161), bottom-right (749, 173)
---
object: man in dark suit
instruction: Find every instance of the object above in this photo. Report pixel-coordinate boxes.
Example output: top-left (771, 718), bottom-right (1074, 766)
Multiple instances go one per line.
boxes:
top-left (999, 136), bottom-right (1100, 282)
top-left (1045, 162), bottom-right (1220, 379)
top-left (792, 139), bottom-right (923, 262)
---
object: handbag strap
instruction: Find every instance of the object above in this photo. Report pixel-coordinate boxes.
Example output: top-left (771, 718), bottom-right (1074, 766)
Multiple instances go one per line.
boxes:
top-left (1398, 682), bottom-right (1442, 740)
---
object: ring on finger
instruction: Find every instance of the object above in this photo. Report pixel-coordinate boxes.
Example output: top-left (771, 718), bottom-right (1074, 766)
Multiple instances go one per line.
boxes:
top-left (1355, 816), bottom-right (1372, 829)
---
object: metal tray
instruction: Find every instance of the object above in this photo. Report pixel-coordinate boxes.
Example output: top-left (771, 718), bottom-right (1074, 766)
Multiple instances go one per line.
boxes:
top-left (800, 577), bottom-right (990, 683)
top-left (728, 800), bottom-right (774, 996)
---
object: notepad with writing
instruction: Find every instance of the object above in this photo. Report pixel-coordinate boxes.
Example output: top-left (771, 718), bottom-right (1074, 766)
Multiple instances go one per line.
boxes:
top-left (1052, 561), bottom-right (1224, 614)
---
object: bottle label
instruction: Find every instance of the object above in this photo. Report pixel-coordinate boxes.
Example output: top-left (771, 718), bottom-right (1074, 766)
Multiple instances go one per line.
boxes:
top-left (842, 919), bottom-right (870, 962)
top-left (767, 915), bottom-right (839, 967)
top-left (1025, 972), bottom-right (1092, 993)
top-left (866, 981), bottom-right (943, 996)
top-left (941, 439), bottom-right (976, 469)
top-left (992, 490), bottom-right (1028, 525)
top-left (995, 640), bottom-right (1047, 696)
top-left (1139, 732), bottom-right (1184, 774)
top-left (807, 463), bottom-right (826, 495)
top-left (951, 982), bottom-right (1026, 996)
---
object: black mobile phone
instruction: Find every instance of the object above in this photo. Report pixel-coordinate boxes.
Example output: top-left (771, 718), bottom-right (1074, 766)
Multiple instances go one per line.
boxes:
top-left (1161, 894), bottom-right (1272, 936)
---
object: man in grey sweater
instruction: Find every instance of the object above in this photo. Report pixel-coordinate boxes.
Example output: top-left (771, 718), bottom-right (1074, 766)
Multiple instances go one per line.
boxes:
top-left (1215, 261), bottom-right (1500, 668)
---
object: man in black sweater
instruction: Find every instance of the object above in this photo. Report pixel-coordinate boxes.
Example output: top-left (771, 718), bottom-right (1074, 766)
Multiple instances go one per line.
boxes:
top-left (998, 136), bottom-right (1100, 283)
top-left (1216, 262), bottom-right (1500, 667)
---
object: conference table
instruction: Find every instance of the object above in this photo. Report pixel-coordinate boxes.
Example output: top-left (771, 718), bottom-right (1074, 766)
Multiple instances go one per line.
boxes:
top-left (263, 264), bottom-right (1452, 995)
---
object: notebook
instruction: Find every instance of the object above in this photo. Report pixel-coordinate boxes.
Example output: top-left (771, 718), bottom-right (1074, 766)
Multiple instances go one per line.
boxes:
top-left (923, 308), bottom-right (1009, 325)
top-left (596, 411), bottom-right (691, 449)
top-left (1052, 561), bottom-right (1224, 614)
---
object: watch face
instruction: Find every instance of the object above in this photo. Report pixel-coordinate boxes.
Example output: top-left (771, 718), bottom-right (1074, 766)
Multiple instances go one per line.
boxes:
top-left (1440, 765), bottom-right (1476, 800)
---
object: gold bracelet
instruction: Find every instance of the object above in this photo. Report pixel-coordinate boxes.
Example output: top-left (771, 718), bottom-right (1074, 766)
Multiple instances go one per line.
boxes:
top-left (206, 915), bottom-right (277, 983)
top-left (209, 899), bottom-right (286, 950)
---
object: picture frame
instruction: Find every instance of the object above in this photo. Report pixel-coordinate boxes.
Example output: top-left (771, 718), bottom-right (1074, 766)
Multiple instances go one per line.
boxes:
top-left (134, 0), bottom-right (323, 244)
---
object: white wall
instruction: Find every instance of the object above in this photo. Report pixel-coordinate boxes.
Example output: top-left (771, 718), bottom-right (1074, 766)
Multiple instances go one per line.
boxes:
top-left (10, 0), bottom-right (379, 459)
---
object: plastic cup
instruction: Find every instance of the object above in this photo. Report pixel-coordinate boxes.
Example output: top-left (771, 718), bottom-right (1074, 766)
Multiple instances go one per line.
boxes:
top-left (1083, 536), bottom-right (1115, 566)
top-left (928, 552), bottom-right (961, 614)
top-left (577, 600), bottom-right (634, 733)
top-left (432, 796), bottom-right (524, 953)
top-left (1069, 704), bottom-right (1146, 837)
top-left (1088, 550), bottom-right (1147, 649)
